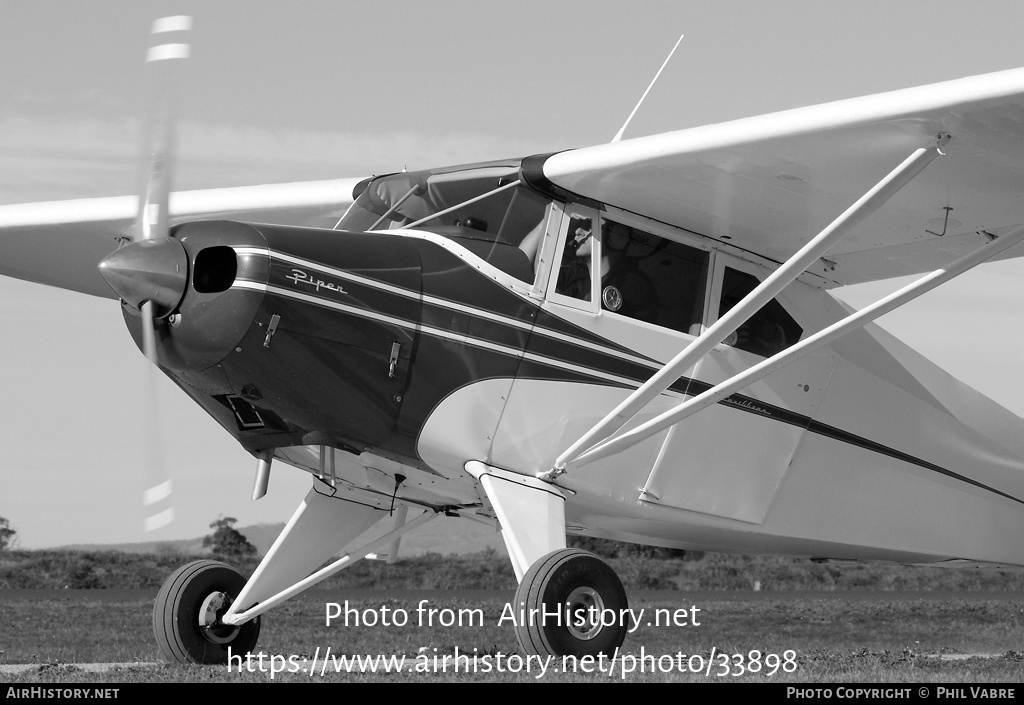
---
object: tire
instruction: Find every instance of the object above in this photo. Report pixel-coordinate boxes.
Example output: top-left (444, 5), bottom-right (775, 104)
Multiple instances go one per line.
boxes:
top-left (153, 560), bottom-right (261, 664)
top-left (513, 548), bottom-right (628, 658)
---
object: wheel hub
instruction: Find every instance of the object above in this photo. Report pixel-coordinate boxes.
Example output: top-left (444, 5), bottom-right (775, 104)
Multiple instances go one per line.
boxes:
top-left (198, 591), bottom-right (240, 644)
top-left (564, 586), bottom-right (606, 641)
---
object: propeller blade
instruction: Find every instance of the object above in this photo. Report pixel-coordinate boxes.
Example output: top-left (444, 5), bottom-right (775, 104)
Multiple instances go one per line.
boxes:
top-left (140, 300), bottom-right (160, 366)
top-left (134, 15), bottom-right (192, 532)
top-left (142, 305), bottom-right (173, 533)
top-left (136, 15), bottom-right (191, 244)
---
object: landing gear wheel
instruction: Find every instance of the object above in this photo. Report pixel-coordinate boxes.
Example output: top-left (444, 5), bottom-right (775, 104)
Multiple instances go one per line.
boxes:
top-left (153, 559), bottom-right (260, 664)
top-left (513, 548), bottom-right (628, 658)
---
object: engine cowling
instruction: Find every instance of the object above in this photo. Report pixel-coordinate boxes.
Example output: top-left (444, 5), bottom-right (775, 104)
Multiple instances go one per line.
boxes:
top-left (103, 220), bottom-right (270, 371)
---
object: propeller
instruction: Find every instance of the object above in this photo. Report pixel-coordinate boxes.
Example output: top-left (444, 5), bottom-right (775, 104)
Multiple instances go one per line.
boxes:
top-left (98, 15), bottom-right (192, 532)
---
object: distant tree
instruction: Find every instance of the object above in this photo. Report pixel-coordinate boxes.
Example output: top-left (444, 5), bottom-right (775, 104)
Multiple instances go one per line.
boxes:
top-left (0, 516), bottom-right (17, 551)
top-left (203, 516), bottom-right (256, 559)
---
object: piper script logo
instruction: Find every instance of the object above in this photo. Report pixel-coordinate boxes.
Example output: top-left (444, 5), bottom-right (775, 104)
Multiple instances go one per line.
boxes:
top-left (286, 268), bottom-right (348, 295)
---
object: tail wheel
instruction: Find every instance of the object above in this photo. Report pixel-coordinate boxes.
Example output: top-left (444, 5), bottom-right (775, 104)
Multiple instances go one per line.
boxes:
top-left (514, 548), bottom-right (628, 658)
top-left (153, 559), bottom-right (260, 664)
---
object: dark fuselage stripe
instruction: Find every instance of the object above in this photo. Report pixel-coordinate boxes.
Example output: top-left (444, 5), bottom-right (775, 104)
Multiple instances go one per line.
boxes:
top-left (233, 261), bottom-right (1024, 507)
top-left (242, 246), bottom-right (658, 366)
top-left (234, 279), bottom-right (644, 389)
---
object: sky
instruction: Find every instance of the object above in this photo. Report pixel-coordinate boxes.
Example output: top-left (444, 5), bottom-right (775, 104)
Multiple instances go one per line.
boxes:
top-left (4, 0), bottom-right (1024, 548)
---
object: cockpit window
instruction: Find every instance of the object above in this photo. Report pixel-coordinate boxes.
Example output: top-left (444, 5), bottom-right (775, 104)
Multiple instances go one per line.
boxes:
top-left (336, 163), bottom-right (551, 283)
top-left (718, 267), bottom-right (803, 357)
top-left (598, 219), bottom-right (709, 334)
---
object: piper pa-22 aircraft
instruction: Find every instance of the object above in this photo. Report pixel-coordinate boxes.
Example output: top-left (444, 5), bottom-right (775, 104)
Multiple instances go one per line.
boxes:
top-left (4, 16), bottom-right (1024, 663)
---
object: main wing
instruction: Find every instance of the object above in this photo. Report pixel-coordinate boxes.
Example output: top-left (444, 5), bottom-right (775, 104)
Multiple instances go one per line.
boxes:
top-left (0, 178), bottom-right (364, 298)
top-left (539, 66), bottom-right (1024, 287)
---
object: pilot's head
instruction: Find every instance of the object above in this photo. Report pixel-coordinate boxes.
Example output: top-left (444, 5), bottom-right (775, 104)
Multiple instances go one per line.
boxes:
top-left (460, 216), bottom-right (488, 232)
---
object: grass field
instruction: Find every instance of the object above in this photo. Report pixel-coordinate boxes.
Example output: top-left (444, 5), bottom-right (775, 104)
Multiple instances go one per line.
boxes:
top-left (5, 548), bottom-right (1024, 591)
top-left (2, 589), bottom-right (1022, 683)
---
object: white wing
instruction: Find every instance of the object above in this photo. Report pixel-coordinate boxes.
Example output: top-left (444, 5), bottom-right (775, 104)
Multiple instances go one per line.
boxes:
top-left (539, 66), bottom-right (1024, 286)
top-left (0, 178), bottom-right (363, 298)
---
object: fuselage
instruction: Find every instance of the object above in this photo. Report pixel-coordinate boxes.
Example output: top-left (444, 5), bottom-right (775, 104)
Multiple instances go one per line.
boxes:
top-left (129, 159), bottom-right (1024, 568)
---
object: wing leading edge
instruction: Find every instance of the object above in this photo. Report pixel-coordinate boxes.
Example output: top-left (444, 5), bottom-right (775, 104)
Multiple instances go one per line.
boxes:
top-left (0, 178), bottom-right (364, 298)
top-left (540, 66), bottom-right (1024, 286)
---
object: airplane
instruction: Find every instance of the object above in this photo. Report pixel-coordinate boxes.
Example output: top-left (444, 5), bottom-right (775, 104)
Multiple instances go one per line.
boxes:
top-left (5, 14), bottom-right (1024, 665)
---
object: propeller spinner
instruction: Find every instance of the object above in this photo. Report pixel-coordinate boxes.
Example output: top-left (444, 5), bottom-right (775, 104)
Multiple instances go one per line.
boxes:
top-left (98, 236), bottom-right (188, 315)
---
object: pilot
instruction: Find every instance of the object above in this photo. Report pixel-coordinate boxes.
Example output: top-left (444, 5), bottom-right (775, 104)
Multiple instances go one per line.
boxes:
top-left (600, 222), bottom-right (657, 323)
top-left (745, 320), bottom-right (787, 356)
top-left (456, 216), bottom-right (488, 232)
top-left (727, 319), bottom-right (787, 357)
top-left (556, 217), bottom-right (594, 300)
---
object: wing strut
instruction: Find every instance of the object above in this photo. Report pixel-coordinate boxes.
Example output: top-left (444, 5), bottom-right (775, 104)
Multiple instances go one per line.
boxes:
top-left (546, 135), bottom-right (950, 479)
top-left (565, 223), bottom-right (1024, 472)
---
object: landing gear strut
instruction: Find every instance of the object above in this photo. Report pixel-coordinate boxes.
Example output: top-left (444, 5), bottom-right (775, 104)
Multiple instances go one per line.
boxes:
top-left (514, 548), bottom-right (628, 658)
top-left (466, 462), bottom-right (631, 658)
top-left (153, 560), bottom-right (260, 664)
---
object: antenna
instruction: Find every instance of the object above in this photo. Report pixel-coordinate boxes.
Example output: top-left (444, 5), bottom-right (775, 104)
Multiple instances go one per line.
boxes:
top-left (611, 34), bottom-right (684, 143)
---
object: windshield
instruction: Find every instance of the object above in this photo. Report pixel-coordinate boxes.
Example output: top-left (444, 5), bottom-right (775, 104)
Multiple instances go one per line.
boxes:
top-left (337, 162), bottom-right (551, 283)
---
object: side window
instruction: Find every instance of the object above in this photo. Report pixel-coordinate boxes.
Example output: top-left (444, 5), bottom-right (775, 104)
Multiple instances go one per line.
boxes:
top-left (718, 267), bottom-right (803, 357)
top-left (599, 218), bottom-right (709, 335)
top-left (555, 213), bottom-right (596, 301)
